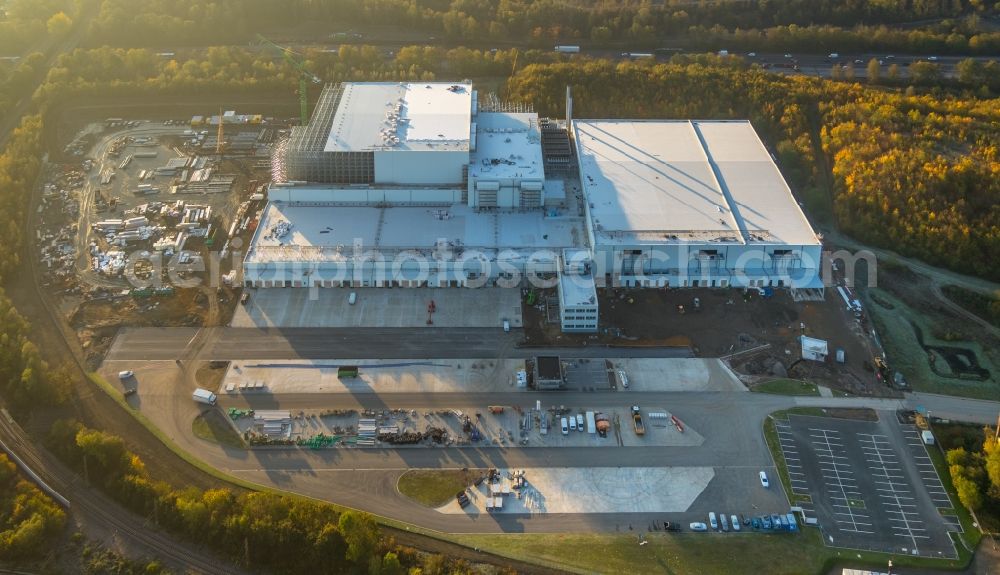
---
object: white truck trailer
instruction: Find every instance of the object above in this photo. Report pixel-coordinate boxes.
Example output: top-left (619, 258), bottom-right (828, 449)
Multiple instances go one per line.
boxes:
top-left (192, 388), bottom-right (217, 405)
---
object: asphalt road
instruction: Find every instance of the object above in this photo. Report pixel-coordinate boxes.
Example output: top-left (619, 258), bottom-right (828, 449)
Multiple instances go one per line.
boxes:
top-left (104, 352), bottom-right (1000, 535)
top-left (106, 327), bottom-right (693, 361)
top-left (122, 359), bottom-right (791, 533)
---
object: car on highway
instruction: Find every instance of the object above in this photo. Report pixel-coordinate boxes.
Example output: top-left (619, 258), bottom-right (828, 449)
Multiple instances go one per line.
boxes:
top-left (759, 470), bottom-right (769, 488)
top-left (784, 53), bottom-right (792, 58)
top-left (927, 56), bottom-right (938, 61)
top-left (689, 522), bottom-right (708, 531)
top-left (747, 52), bottom-right (756, 57)
top-left (731, 515), bottom-right (740, 531)
top-left (708, 512), bottom-right (718, 530)
top-left (118, 370), bottom-right (134, 379)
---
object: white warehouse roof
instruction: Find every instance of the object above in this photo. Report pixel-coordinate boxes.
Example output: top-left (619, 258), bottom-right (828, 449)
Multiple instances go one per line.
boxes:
top-left (469, 112), bottom-right (544, 181)
top-left (245, 202), bottom-right (584, 264)
top-left (324, 83), bottom-right (472, 152)
top-left (574, 120), bottom-right (820, 246)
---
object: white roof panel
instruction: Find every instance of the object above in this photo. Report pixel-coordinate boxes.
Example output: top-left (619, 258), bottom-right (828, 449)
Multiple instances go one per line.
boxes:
top-left (575, 120), bottom-right (818, 246)
top-left (324, 83), bottom-right (472, 153)
top-left (468, 112), bottom-right (544, 181)
top-left (246, 201), bottom-right (585, 264)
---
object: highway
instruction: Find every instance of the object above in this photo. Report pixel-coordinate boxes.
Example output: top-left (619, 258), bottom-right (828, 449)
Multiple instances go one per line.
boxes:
top-left (106, 326), bottom-right (694, 361)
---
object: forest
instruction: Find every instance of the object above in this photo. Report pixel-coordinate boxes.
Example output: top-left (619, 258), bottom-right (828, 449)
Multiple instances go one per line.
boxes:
top-left (45, 420), bottom-right (488, 574)
top-left (0, 453), bottom-right (66, 560)
top-left (82, 0), bottom-right (1000, 53)
top-left (939, 426), bottom-right (1000, 531)
top-left (0, 0), bottom-right (75, 54)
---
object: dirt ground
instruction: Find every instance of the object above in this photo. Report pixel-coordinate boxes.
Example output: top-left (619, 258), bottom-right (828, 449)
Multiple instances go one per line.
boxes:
top-left (523, 286), bottom-right (882, 395)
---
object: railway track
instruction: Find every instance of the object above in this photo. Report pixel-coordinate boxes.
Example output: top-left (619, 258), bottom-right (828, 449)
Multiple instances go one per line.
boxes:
top-left (0, 414), bottom-right (243, 575)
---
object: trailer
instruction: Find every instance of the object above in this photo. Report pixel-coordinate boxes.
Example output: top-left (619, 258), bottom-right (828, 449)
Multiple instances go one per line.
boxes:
top-left (192, 388), bottom-right (217, 405)
top-left (554, 45), bottom-right (580, 53)
top-left (631, 406), bottom-right (645, 435)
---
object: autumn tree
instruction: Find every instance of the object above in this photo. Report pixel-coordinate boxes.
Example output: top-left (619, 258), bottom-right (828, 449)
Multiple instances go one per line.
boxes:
top-left (46, 11), bottom-right (72, 37)
top-left (866, 58), bottom-right (880, 83)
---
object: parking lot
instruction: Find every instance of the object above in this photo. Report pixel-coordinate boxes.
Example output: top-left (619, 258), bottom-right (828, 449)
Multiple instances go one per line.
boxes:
top-left (774, 414), bottom-right (957, 558)
top-left (232, 287), bottom-right (522, 328)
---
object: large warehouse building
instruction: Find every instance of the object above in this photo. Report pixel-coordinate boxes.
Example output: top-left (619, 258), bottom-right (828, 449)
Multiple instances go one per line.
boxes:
top-left (244, 82), bottom-right (823, 332)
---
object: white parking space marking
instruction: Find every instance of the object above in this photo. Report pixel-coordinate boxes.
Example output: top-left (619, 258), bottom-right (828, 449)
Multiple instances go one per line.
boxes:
top-left (858, 432), bottom-right (927, 553)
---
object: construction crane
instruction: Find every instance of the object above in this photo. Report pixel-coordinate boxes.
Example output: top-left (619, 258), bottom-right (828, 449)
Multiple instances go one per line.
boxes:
top-left (216, 107), bottom-right (225, 156)
top-left (257, 34), bottom-right (321, 126)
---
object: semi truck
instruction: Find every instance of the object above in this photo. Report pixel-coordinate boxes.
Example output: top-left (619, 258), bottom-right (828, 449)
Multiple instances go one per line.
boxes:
top-left (192, 388), bottom-right (217, 405)
top-left (554, 45), bottom-right (580, 54)
top-left (631, 406), bottom-right (645, 435)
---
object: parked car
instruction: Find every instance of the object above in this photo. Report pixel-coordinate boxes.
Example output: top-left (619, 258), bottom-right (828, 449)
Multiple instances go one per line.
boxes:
top-left (689, 522), bottom-right (708, 531)
top-left (751, 517), bottom-right (761, 529)
top-left (560, 417), bottom-right (569, 435)
top-left (118, 370), bottom-right (134, 379)
top-left (720, 513), bottom-right (729, 532)
top-left (759, 471), bottom-right (769, 488)
top-left (663, 522), bottom-right (682, 532)
top-left (569, 416), bottom-right (577, 431)
top-left (708, 512), bottom-right (718, 530)
top-left (761, 515), bottom-right (772, 529)
top-left (576, 413), bottom-right (584, 431)
top-left (348, 292), bottom-right (357, 305)
top-left (731, 515), bottom-right (740, 531)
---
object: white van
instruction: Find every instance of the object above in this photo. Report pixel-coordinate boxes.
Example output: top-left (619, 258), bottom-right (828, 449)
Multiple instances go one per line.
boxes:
top-left (503, 319), bottom-right (510, 332)
top-left (576, 414), bottom-right (584, 431)
top-left (569, 416), bottom-right (577, 431)
top-left (560, 417), bottom-right (569, 435)
top-left (348, 292), bottom-right (357, 305)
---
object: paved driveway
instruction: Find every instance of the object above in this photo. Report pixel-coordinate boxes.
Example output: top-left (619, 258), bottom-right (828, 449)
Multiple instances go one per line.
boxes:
top-left (232, 287), bottom-right (522, 328)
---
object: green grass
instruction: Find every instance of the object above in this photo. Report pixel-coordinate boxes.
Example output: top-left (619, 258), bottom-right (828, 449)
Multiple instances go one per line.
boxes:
top-left (862, 289), bottom-right (999, 400)
top-left (396, 470), bottom-right (479, 508)
top-left (452, 527), bottom-right (970, 575)
top-left (192, 411), bottom-right (245, 448)
top-left (754, 379), bottom-right (821, 396)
